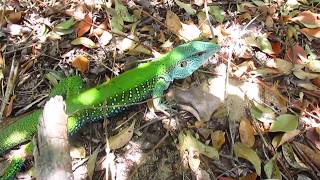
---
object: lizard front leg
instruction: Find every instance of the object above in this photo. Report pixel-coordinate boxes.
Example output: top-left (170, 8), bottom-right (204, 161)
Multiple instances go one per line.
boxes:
top-left (152, 77), bottom-right (173, 116)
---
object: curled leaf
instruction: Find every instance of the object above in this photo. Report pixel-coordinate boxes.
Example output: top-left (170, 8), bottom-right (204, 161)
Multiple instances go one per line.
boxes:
top-left (109, 120), bottom-right (136, 149)
top-left (71, 37), bottom-right (96, 48)
top-left (234, 142), bottom-right (261, 176)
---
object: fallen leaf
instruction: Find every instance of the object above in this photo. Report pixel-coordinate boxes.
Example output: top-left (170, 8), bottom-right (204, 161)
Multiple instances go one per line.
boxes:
top-left (306, 127), bottom-right (320, 150)
top-left (293, 142), bottom-right (320, 169)
top-left (93, 19), bottom-right (109, 36)
top-left (71, 55), bottom-right (89, 73)
top-left (70, 146), bottom-right (86, 159)
top-left (193, 0), bottom-right (204, 6)
top-left (270, 114), bottom-right (298, 132)
top-left (175, 0), bottom-right (196, 15)
top-left (299, 28), bottom-right (320, 40)
top-left (172, 86), bottom-right (221, 122)
top-left (282, 143), bottom-right (309, 170)
top-left (71, 37), bottom-right (96, 48)
top-left (239, 172), bottom-right (257, 180)
top-left (265, 58), bottom-right (293, 75)
top-left (211, 130), bottom-right (225, 150)
top-left (99, 31), bottom-right (113, 46)
top-left (179, 130), bottom-right (219, 160)
top-left (207, 5), bottom-right (225, 23)
top-left (55, 18), bottom-right (77, 30)
top-left (290, 11), bottom-right (320, 28)
top-left (293, 69), bottom-right (320, 80)
top-left (265, 15), bottom-right (273, 28)
top-left (4, 95), bottom-right (16, 117)
top-left (271, 41), bottom-right (282, 55)
top-left (284, 44), bottom-right (307, 63)
top-left (296, 81), bottom-right (320, 91)
top-left (87, 146), bottom-right (100, 180)
top-left (256, 36), bottom-right (275, 55)
top-left (165, 10), bottom-right (182, 36)
top-left (75, 12), bottom-right (92, 37)
top-left (114, 0), bottom-right (135, 23)
top-left (307, 60), bottom-right (320, 73)
top-left (109, 119), bottom-right (136, 149)
top-left (264, 154), bottom-right (281, 179)
top-left (7, 11), bottom-right (23, 24)
top-left (234, 142), bottom-right (261, 176)
top-left (197, 12), bottom-right (212, 38)
top-left (179, 22), bottom-right (201, 41)
top-left (250, 104), bottom-right (276, 123)
top-left (272, 130), bottom-right (300, 149)
top-left (239, 118), bottom-right (255, 147)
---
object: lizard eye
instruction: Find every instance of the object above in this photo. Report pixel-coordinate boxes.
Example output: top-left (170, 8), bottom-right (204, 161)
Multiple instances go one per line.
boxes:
top-left (180, 60), bottom-right (188, 67)
top-left (194, 51), bottom-right (204, 57)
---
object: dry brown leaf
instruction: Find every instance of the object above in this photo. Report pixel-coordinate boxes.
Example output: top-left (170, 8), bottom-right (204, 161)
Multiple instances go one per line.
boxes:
top-left (211, 130), bottom-right (225, 150)
top-left (293, 142), bottom-right (320, 169)
top-left (275, 130), bottom-right (300, 149)
top-left (299, 28), bottom-right (320, 40)
top-left (4, 95), bottom-right (16, 117)
top-left (165, 10), bottom-right (182, 35)
top-left (284, 44), bottom-right (307, 64)
top-left (87, 146), bottom-right (100, 180)
top-left (76, 12), bottom-right (92, 37)
top-left (7, 11), bottom-right (23, 24)
top-left (290, 11), bottom-right (320, 28)
top-left (306, 127), bottom-right (320, 151)
top-left (312, 78), bottom-right (320, 88)
top-left (265, 15), bottom-right (273, 28)
top-left (239, 118), bottom-right (255, 147)
top-left (71, 55), bottom-right (89, 73)
top-left (239, 172), bottom-right (257, 180)
top-left (271, 41), bottom-right (282, 55)
top-left (197, 12), bottom-right (211, 38)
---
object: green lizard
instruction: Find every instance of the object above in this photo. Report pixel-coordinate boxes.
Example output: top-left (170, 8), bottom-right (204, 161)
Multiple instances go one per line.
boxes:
top-left (0, 41), bottom-right (220, 178)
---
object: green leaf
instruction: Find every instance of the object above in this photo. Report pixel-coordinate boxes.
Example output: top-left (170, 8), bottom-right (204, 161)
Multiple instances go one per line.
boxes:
top-left (250, 104), bottom-right (275, 123)
top-left (234, 142), bottom-right (261, 176)
top-left (270, 114), bottom-right (298, 132)
top-left (206, 5), bottom-right (225, 23)
top-left (264, 154), bottom-right (282, 179)
top-left (55, 18), bottom-right (76, 30)
top-left (256, 36), bottom-right (274, 54)
top-left (179, 130), bottom-right (219, 160)
top-left (114, 0), bottom-right (134, 22)
top-left (111, 15), bottom-right (124, 33)
top-left (175, 0), bottom-right (196, 15)
top-left (71, 37), bottom-right (96, 48)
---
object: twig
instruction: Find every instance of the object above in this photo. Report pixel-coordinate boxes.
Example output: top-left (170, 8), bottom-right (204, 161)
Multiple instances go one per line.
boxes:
top-left (0, 53), bottom-right (19, 120)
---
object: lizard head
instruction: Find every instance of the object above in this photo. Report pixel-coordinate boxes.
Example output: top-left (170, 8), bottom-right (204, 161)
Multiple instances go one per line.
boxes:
top-left (167, 41), bottom-right (220, 80)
